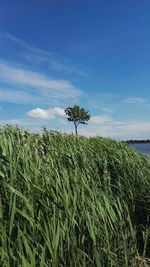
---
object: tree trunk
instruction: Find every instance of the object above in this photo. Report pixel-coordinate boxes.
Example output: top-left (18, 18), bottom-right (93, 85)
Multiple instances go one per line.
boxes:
top-left (74, 123), bottom-right (78, 135)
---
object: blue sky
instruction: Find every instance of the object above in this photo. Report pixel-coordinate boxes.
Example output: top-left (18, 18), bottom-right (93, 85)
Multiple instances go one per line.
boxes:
top-left (0, 0), bottom-right (150, 139)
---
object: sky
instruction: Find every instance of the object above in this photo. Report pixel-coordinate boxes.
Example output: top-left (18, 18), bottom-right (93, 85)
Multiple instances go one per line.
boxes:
top-left (0, 0), bottom-right (150, 139)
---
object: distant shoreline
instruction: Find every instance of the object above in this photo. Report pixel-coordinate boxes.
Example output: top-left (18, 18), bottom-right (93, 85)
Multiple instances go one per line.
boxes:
top-left (126, 140), bottom-right (150, 144)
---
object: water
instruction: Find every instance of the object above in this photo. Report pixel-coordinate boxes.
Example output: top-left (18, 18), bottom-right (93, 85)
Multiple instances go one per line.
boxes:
top-left (129, 143), bottom-right (150, 157)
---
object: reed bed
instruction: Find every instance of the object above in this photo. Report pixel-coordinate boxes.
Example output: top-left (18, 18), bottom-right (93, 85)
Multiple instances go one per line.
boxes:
top-left (0, 125), bottom-right (150, 266)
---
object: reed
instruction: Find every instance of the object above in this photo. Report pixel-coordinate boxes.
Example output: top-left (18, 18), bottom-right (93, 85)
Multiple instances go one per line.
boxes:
top-left (0, 125), bottom-right (149, 266)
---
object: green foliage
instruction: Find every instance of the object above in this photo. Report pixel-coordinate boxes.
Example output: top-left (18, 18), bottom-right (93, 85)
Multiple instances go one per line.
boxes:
top-left (0, 125), bottom-right (150, 266)
top-left (65, 105), bottom-right (90, 135)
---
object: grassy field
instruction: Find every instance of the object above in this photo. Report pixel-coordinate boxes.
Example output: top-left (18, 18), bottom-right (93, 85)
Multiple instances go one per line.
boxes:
top-left (0, 125), bottom-right (150, 266)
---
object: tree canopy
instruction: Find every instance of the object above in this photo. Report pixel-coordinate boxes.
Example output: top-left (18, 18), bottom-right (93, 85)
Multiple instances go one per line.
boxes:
top-left (65, 105), bottom-right (90, 135)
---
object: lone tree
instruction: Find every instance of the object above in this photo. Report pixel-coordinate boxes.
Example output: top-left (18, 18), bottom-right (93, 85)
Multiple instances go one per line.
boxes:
top-left (65, 105), bottom-right (90, 135)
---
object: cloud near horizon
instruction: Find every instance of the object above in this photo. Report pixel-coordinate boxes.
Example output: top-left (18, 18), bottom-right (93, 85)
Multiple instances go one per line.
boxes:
top-left (1, 114), bottom-right (150, 140)
top-left (80, 120), bottom-right (150, 140)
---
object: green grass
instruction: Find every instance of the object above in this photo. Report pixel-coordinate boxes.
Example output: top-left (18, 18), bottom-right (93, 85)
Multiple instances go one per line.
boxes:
top-left (0, 125), bottom-right (150, 266)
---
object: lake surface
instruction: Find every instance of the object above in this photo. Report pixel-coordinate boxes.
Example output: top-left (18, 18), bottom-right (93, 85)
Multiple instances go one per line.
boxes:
top-left (129, 143), bottom-right (150, 157)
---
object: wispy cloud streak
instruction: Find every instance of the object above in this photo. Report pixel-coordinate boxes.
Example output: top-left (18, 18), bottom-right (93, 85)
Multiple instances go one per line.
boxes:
top-left (124, 97), bottom-right (146, 104)
top-left (1, 32), bottom-right (87, 76)
top-left (0, 61), bottom-right (83, 104)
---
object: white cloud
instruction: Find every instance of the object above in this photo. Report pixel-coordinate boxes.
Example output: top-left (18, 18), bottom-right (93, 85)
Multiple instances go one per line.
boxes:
top-left (0, 62), bottom-right (82, 98)
top-left (28, 108), bottom-right (54, 119)
top-left (90, 114), bottom-right (113, 124)
top-left (124, 97), bottom-right (146, 104)
top-left (0, 61), bottom-right (83, 105)
top-left (27, 107), bottom-right (65, 120)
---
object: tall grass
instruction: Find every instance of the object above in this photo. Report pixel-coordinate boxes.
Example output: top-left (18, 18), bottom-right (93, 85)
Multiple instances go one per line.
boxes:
top-left (0, 125), bottom-right (149, 266)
